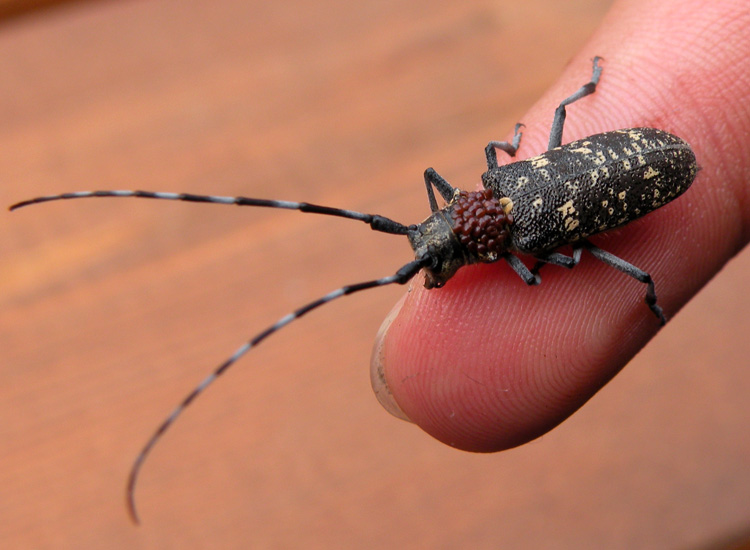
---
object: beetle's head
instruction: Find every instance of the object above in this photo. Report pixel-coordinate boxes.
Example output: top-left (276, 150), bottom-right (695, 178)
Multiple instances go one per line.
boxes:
top-left (408, 188), bottom-right (513, 289)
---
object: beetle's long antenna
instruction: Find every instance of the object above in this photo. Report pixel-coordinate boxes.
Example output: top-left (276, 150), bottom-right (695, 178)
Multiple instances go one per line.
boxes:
top-left (9, 190), bottom-right (413, 235)
top-left (125, 257), bottom-right (427, 524)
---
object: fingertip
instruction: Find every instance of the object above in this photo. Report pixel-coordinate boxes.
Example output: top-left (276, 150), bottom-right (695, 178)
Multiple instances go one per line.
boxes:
top-left (370, 293), bottom-right (412, 422)
top-left (371, 258), bottom-right (665, 453)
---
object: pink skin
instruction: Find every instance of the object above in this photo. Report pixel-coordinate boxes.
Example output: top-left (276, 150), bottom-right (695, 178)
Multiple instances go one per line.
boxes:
top-left (371, 0), bottom-right (750, 452)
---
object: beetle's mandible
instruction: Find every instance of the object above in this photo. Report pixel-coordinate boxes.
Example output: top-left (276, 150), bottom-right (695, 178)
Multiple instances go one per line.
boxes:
top-left (10, 56), bottom-right (698, 522)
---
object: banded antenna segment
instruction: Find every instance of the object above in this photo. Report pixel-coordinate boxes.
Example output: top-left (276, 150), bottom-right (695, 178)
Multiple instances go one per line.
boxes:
top-left (11, 188), bottom-right (427, 523)
top-left (9, 189), bottom-right (413, 235)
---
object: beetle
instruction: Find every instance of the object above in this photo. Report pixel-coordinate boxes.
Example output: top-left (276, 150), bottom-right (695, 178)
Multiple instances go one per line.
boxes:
top-left (10, 56), bottom-right (698, 522)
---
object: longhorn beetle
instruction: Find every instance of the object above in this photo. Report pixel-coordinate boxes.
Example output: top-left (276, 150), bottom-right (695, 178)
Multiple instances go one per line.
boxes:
top-left (10, 57), bottom-right (698, 523)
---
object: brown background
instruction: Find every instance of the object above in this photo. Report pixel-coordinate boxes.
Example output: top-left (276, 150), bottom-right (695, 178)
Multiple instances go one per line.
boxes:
top-left (2, 1), bottom-right (749, 548)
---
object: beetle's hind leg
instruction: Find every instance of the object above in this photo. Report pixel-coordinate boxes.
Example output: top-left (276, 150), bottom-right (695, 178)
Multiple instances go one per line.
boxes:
top-left (581, 240), bottom-right (666, 325)
top-left (547, 56), bottom-right (602, 150)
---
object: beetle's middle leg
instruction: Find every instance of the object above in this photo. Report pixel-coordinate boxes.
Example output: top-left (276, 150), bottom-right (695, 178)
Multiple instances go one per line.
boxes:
top-left (485, 123), bottom-right (524, 169)
top-left (530, 246), bottom-right (583, 276)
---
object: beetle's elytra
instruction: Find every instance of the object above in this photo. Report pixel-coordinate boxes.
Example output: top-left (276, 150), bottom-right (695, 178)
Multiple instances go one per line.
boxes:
top-left (10, 56), bottom-right (698, 522)
top-left (413, 125), bottom-right (697, 291)
top-left (483, 127), bottom-right (696, 254)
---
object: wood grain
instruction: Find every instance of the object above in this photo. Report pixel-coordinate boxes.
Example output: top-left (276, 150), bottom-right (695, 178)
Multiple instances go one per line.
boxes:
top-left (2, 1), bottom-right (749, 548)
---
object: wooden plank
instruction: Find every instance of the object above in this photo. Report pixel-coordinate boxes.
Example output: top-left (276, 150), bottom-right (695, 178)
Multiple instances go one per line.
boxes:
top-left (0, 0), bottom-right (85, 20)
top-left (2, 0), bottom-right (749, 548)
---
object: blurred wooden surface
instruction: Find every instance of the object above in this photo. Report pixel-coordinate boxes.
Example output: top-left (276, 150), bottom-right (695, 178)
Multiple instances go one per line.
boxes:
top-left (2, 1), bottom-right (749, 548)
top-left (0, 0), bottom-right (83, 20)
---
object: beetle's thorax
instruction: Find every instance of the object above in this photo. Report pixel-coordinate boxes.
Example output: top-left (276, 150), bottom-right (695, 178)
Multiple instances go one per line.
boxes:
top-left (408, 188), bottom-right (514, 288)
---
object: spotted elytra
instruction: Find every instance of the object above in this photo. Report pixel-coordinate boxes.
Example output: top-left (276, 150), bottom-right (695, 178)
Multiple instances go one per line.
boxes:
top-left (9, 57), bottom-right (698, 523)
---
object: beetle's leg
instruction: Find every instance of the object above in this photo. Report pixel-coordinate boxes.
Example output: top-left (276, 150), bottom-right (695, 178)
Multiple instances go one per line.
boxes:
top-left (581, 240), bottom-right (666, 325)
top-left (485, 123), bottom-right (524, 169)
top-left (423, 168), bottom-right (456, 213)
top-left (530, 246), bottom-right (583, 275)
top-left (548, 56), bottom-right (602, 150)
top-left (503, 253), bottom-right (540, 285)
top-left (532, 250), bottom-right (576, 269)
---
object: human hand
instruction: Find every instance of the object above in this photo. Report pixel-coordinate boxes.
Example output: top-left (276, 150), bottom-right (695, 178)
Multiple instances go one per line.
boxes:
top-left (371, 0), bottom-right (750, 451)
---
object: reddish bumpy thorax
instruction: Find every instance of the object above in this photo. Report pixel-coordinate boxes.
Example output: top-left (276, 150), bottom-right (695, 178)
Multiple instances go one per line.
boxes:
top-left (449, 188), bottom-right (513, 262)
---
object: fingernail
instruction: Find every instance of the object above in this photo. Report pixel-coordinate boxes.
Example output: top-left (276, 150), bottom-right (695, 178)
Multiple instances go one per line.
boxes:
top-left (370, 294), bottom-right (412, 422)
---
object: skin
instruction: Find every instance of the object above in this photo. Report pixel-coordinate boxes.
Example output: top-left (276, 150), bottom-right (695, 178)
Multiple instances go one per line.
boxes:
top-left (371, 0), bottom-right (750, 452)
